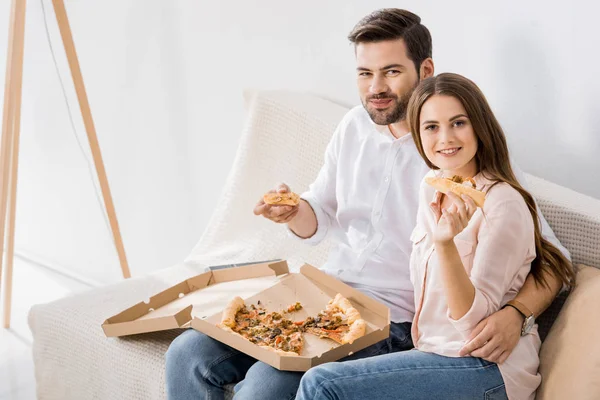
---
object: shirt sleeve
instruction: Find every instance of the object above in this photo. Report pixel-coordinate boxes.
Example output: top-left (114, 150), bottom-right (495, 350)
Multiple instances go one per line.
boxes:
top-left (286, 118), bottom-right (345, 245)
top-left (448, 197), bottom-right (536, 336)
top-left (511, 158), bottom-right (572, 261)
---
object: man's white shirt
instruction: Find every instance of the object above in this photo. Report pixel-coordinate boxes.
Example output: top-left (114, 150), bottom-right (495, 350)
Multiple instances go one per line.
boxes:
top-left (288, 105), bottom-right (570, 323)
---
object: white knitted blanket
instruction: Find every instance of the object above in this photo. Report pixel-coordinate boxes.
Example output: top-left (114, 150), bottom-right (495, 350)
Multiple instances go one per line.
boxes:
top-left (28, 90), bottom-right (600, 399)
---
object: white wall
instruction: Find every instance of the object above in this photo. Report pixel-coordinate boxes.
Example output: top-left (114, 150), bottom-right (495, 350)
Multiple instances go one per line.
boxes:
top-left (1, 0), bottom-right (598, 285)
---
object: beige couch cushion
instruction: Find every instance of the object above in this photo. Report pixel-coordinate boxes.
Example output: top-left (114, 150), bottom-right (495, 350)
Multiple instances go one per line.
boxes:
top-left (537, 265), bottom-right (600, 399)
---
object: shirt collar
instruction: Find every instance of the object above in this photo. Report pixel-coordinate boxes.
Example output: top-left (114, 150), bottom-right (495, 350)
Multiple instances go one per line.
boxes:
top-left (359, 106), bottom-right (413, 142)
top-left (369, 118), bottom-right (413, 142)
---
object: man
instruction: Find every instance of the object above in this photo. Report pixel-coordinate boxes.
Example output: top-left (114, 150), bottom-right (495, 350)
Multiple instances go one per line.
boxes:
top-left (166, 8), bottom-right (569, 400)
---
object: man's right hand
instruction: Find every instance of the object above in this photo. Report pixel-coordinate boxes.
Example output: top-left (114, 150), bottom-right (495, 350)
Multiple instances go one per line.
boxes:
top-left (253, 183), bottom-right (300, 224)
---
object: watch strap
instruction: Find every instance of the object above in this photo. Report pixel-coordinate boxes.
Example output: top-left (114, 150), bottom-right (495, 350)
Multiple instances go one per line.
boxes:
top-left (506, 299), bottom-right (534, 319)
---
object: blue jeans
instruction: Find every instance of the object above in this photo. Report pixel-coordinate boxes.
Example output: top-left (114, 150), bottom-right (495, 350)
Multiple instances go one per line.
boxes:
top-left (296, 349), bottom-right (507, 400)
top-left (165, 322), bottom-right (413, 400)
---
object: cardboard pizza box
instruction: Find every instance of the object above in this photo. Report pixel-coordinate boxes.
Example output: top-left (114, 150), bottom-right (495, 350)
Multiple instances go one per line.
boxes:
top-left (102, 260), bottom-right (390, 371)
top-left (102, 260), bottom-right (288, 337)
top-left (192, 263), bottom-right (390, 371)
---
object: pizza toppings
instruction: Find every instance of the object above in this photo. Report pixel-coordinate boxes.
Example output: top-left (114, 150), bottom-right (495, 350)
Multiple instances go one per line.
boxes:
top-left (449, 175), bottom-right (476, 189)
top-left (218, 294), bottom-right (367, 355)
top-left (285, 302), bottom-right (303, 313)
top-left (301, 294), bottom-right (366, 344)
top-left (219, 302), bottom-right (305, 355)
top-left (263, 192), bottom-right (300, 206)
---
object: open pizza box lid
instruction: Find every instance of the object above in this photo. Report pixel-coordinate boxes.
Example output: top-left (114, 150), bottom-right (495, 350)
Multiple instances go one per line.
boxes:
top-left (103, 260), bottom-right (390, 371)
top-left (102, 260), bottom-right (290, 337)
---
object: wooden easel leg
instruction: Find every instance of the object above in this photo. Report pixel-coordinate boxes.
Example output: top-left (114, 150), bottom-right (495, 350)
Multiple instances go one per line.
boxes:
top-left (0, 0), bottom-right (26, 323)
top-left (3, 0), bottom-right (26, 329)
top-left (52, 0), bottom-right (131, 279)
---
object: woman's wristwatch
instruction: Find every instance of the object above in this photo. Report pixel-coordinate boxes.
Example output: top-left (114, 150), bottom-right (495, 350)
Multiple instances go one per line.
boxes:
top-left (503, 300), bottom-right (535, 336)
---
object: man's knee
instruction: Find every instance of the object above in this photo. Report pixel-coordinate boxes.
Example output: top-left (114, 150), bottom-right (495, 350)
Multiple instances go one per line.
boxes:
top-left (236, 362), bottom-right (303, 400)
top-left (165, 330), bottom-right (218, 378)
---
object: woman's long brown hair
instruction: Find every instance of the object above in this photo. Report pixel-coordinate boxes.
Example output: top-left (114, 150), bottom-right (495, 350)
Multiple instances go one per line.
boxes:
top-left (407, 73), bottom-right (575, 289)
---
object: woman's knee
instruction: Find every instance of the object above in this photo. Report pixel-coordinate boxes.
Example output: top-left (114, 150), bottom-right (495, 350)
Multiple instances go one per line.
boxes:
top-left (298, 364), bottom-right (339, 399)
top-left (304, 364), bottom-right (331, 382)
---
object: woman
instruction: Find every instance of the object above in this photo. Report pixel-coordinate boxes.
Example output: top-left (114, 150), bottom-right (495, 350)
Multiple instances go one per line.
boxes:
top-left (296, 73), bottom-right (574, 399)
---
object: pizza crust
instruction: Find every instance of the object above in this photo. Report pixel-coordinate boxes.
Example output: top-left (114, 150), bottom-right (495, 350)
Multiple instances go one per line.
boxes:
top-left (328, 294), bottom-right (361, 324)
top-left (342, 318), bottom-right (366, 344)
top-left (424, 176), bottom-right (486, 208)
top-left (263, 192), bottom-right (300, 206)
top-left (327, 294), bottom-right (367, 344)
top-left (216, 324), bottom-right (246, 339)
top-left (220, 296), bottom-right (245, 328)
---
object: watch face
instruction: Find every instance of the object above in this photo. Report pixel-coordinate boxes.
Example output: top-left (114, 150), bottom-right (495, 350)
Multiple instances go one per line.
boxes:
top-left (523, 315), bottom-right (535, 334)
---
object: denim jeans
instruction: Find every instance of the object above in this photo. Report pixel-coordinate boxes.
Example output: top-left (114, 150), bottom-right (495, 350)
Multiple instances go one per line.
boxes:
top-left (296, 349), bottom-right (507, 400)
top-left (165, 322), bottom-right (413, 400)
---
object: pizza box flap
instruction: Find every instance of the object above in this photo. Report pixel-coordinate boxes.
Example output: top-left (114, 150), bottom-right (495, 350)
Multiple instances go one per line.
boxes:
top-left (298, 263), bottom-right (390, 319)
top-left (191, 263), bottom-right (391, 371)
top-left (102, 260), bottom-right (289, 337)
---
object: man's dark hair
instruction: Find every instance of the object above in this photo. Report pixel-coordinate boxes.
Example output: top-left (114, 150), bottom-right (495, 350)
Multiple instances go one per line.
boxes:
top-left (348, 9), bottom-right (432, 74)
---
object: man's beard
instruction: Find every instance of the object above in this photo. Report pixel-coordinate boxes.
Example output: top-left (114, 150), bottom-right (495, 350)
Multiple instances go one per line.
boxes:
top-left (362, 89), bottom-right (414, 126)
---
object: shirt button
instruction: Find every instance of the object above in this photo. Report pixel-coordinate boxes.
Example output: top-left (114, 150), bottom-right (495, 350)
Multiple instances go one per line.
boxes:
top-left (384, 176), bottom-right (389, 182)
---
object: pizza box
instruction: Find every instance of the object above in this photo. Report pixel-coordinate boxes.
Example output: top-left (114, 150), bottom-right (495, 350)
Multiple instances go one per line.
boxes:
top-left (102, 260), bottom-right (390, 371)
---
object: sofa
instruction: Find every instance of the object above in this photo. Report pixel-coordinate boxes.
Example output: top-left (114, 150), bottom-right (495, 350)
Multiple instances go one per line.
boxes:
top-left (28, 90), bottom-right (600, 399)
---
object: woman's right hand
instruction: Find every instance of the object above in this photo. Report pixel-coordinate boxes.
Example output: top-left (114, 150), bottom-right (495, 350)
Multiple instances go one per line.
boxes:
top-left (253, 183), bottom-right (300, 223)
top-left (432, 192), bottom-right (477, 244)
